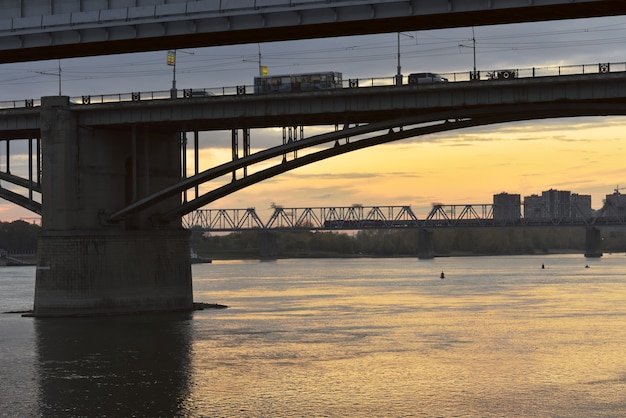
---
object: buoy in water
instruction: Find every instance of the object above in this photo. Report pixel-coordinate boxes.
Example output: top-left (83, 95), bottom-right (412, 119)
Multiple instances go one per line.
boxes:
top-left (440, 271), bottom-right (445, 279)
top-left (541, 264), bottom-right (545, 269)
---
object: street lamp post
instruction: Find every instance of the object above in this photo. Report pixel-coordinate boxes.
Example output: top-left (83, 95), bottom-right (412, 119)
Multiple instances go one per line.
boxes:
top-left (58, 60), bottom-right (62, 96)
top-left (168, 50), bottom-right (177, 98)
top-left (459, 27), bottom-right (479, 80)
top-left (396, 32), bottom-right (415, 86)
top-left (471, 27), bottom-right (477, 79)
top-left (168, 49), bottom-right (194, 98)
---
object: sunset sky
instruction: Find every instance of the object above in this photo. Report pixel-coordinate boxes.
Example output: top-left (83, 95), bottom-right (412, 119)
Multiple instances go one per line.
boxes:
top-left (1, 15), bottom-right (626, 222)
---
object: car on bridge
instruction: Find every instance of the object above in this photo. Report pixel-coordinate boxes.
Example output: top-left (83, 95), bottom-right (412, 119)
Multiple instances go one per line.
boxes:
top-left (408, 72), bottom-right (448, 84)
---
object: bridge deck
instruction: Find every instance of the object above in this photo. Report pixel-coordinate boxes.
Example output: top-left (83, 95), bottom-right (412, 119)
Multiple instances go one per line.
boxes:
top-left (2, 70), bottom-right (626, 138)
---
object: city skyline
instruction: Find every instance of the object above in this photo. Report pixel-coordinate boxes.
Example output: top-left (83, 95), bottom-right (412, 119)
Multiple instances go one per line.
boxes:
top-left (1, 15), bottom-right (626, 221)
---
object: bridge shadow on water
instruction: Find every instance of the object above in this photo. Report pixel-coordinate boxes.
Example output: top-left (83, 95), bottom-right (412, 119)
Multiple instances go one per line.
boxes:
top-left (34, 313), bottom-right (194, 416)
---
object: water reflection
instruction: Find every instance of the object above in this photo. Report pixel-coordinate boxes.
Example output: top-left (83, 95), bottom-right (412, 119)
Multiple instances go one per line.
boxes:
top-left (34, 313), bottom-right (193, 416)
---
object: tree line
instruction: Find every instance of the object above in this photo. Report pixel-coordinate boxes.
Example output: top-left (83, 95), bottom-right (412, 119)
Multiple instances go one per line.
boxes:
top-left (0, 220), bottom-right (40, 253)
top-left (3, 219), bottom-right (625, 258)
top-left (192, 226), bottom-right (626, 259)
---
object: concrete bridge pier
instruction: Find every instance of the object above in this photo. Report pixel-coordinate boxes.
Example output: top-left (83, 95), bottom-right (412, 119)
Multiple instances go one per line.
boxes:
top-left (259, 231), bottom-right (278, 260)
top-left (33, 96), bottom-right (193, 317)
top-left (584, 226), bottom-right (603, 258)
top-left (417, 229), bottom-right (435, 259)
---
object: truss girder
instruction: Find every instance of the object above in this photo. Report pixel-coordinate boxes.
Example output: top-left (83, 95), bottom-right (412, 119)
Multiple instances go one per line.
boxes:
top-left (183, 201), bottom-right (626, 231)
top-left (184, 208), bottom-right (264, 230)
top-left (2, 0), bottom-right (625, 63)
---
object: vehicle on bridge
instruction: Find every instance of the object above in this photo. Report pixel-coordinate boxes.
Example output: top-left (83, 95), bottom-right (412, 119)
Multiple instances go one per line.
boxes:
top-left (487, 69), bottom-right (518, 80)
top-left (254, 71), bottom-right (343, 93)
top-left (408, 72), bottom-right (449, 84)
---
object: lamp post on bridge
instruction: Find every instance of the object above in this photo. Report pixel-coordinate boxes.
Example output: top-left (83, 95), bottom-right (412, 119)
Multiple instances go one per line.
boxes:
top-left (396, 32), bottom-right (415, 86)
top-left (459, 27), bottom-right (479, 81)
top-left (243, 43), bottom-right (268, 77)
top-left (168, 49), bottom-right (194, 98)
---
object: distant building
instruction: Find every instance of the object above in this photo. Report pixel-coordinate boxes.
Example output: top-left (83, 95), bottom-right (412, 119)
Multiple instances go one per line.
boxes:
top-left (571, 193), bottom-right (592, 218)
top-left (542, 189), bottom-right (571, 218)
top-left (523, 194), bottom-right (544, 219)
top-left (493, 193), bottom-right (520, 221)
top-left (602, 190), bottom-right (626, 218)
top-left (522, 189), bottom-right (592, 220)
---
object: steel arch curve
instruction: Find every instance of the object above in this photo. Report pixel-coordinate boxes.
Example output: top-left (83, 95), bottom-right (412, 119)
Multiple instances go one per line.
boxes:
top-left (108, 101), bottom-right (626, 224)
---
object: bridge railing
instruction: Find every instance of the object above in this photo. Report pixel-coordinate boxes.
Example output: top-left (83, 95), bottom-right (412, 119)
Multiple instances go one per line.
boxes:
top-left (2, 61), bottom-right (626, 110)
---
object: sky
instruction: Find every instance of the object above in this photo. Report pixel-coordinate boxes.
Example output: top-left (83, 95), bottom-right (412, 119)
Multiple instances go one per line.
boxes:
top-left (1, 15), bottom-right (626, 222)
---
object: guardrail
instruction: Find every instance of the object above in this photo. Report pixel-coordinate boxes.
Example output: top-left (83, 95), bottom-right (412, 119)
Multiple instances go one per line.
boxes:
top-left (1, 61), bottom-right (625, 110)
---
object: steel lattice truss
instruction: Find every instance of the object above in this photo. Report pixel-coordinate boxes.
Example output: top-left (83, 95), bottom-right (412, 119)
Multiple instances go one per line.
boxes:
top-left (183, 203), bottom-right (626, 231)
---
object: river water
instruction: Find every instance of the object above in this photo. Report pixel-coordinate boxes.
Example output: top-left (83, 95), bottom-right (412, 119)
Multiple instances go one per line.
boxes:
top-left (1, 254), bottom-right (626, 417)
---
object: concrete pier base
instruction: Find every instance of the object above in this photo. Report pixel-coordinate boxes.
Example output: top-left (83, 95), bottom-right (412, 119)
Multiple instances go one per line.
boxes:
top-left (259, 231), bottom-right (278, 260)
top-left (33, 230), bottom-right (193, 317)
top-left (417, 229), bottom-right (435, 259)
top-left (34, 95), bottom-right (193, 317)
top-left (34, 230), bottom-right (193, 317)
top-left (584, 226), bottom-right (603, 258)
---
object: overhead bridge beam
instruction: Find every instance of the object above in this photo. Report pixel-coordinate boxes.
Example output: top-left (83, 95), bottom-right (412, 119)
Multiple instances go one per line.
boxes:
top-left (1, 0), bottom-right (625, 63)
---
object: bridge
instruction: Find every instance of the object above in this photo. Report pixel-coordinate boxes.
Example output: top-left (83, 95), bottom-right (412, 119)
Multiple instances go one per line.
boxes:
top-left (183, 203), bottom-right (626, 231)
top-left (3, 65), bottom-right (626, 316)
top-left (183, 200), bottom-right (625, 258)
top-left (3, 64), bottom-right (626, 221)
top-left (2, 0), bottom-right (625, 63)
top-left (1, 0), bottom-right (625, 316)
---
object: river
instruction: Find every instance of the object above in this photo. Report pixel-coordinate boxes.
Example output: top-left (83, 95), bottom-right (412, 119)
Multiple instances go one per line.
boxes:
top-left (1, 254), bottom-right (626, 417)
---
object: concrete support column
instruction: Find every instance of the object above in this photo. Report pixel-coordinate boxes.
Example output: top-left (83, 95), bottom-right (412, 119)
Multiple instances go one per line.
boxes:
top-left (34, 96), bottom-right (193, 316)
top-left (584, 226), bottom-right (603, 258)
top-left (417, 229), bottom-right (435, 259)
top-left (35, 230), bottom-right (192, 316)
top-left (259, 231), bottom-right (278, 260)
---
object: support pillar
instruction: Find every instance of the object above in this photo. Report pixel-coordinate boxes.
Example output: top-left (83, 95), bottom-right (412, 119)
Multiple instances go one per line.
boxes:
top-left (417, 229), bottom-right (435, 259)
top-left (584, 226), bottom-right (603, 258)
top-left (259, 231), bottom-right (278, 260)
top-left (34, 96), bottom-right (193, 317)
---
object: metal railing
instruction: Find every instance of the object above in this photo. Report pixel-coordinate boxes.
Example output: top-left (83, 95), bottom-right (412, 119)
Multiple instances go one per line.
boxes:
top-left (2, 61), bottom-right (625, 110)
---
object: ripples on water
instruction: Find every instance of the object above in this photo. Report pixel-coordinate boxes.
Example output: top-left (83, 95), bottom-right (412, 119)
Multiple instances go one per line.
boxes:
top-left (1, 254), bottom-right (626, 417)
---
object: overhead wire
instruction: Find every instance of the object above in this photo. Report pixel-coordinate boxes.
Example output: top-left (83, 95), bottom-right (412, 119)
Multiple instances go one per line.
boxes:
top-left (1, 19), bottom-right (625, 87)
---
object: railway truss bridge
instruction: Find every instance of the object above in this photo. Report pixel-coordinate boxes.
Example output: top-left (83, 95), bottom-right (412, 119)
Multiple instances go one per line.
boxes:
top-left (184, 204), bottom-right (626, 231)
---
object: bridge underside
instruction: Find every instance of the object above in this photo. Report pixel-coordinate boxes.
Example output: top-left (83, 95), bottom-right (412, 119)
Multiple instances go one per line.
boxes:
top-left (1, 0), bottom-right (625, 63)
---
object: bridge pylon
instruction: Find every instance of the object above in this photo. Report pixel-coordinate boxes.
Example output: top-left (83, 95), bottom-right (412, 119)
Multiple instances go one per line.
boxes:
top-left (417, 229), bottom-right (435, 259)
top-left (584, 226), bottom-right (603, 258)
top-left (33, 96), bottom-right (193, 317)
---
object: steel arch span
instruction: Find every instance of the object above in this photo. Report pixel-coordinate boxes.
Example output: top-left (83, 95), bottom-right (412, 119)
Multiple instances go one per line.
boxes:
top-left (108, 101), bottom-right (626, 225)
